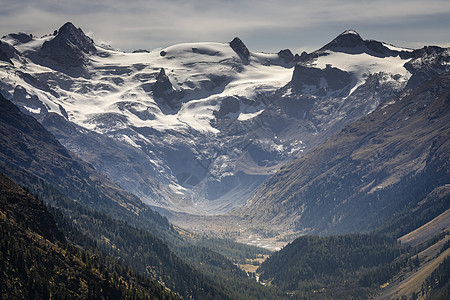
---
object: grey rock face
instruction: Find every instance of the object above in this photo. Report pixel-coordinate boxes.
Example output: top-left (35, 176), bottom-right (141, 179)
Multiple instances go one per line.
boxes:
top-left (291, 64), bottom-right (351, 95)
top-left (319, 30), bottom-right (402, 58)
top-left (0, 40), bottom-right (17, 64)
top-left (41, 112), bottom-right (169, 206)
top-left (320, 30), bottom-right (364, 51)
top-left (230, 37), bottom-right (250, 63)
top-left (0, 50), bottom-right (11, 64)
top-left (132, 49), bottom-right (150, 53)
top-left (6, 32), bottom-right (33, 43)
top-left (54, 22), bottom-right (97, 54)
top-left (215, 97), bottom-right (240, 118)
top-left (365, 40), bottom-right (389, 55)
top-left (39, 22), bottom-right (96, 66)
top-left (153, 68), bottom-right (173, 96)
top-left (404, 46), bottom-right (450, 89)
top-left (278, 49), bottom-right (294, 63)
top-left (12, 85), bottom-right (48, 119)
top-left (152, 68), bottom-right (184, 110)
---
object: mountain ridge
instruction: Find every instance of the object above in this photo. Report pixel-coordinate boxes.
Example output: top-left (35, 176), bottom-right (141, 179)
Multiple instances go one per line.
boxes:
top-left (0, 22), bottom-right (448, 222)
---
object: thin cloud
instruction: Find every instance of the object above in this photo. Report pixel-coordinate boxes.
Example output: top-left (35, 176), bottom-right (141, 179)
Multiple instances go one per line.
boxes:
top-left (0, 0), bottom-right (449, 52)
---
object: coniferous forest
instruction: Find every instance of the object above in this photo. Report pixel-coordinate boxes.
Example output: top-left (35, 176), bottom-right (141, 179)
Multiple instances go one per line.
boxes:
top-left (0, 174), bottom-right (178, 299)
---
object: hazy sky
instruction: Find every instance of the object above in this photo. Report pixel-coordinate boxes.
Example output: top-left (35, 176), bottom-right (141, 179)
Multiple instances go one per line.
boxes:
top-left (1, 0), bottom-right (449, 53)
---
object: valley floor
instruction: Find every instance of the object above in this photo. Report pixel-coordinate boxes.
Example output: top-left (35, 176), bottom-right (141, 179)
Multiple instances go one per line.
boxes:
top-left (167, 211), bottom-right (300, 251)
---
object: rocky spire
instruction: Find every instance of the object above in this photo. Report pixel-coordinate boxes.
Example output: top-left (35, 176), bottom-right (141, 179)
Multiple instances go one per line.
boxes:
top-left (153, 68), bottom-right (173, 97)
top-left (152, 68), bottom-right (184, 110)
top-left (230, 37), bottom-right (250, 63)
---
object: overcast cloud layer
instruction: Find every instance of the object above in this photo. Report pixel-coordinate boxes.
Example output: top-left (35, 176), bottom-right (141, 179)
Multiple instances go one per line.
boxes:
top-left (1, 0), bottom-right (449, 53)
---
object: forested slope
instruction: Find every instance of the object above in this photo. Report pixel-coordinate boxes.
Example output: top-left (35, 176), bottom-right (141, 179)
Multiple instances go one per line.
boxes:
top-left (0, 174), bottom-right (177, 299)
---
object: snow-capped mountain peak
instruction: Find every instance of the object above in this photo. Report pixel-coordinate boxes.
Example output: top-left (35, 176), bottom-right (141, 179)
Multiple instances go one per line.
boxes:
top-left (341, 29), bottom-right (360, 36)
top-left (1, 22), bottom-right (448, 218)
top-left (39, 21), bottom-right (96, 67)
top-left (320, 29), bottom-right (364, 51)
top-left (52, 22), bottom-right (96, 54)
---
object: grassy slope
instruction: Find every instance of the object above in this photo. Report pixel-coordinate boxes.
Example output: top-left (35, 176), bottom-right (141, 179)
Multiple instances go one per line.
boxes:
top-left (399, 208), bottom-right (450, 246)
top-left (375, 236), bottom-right (449, 298)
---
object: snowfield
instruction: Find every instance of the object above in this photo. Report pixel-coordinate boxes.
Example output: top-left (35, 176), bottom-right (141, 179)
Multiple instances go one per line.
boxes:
top-left (1, 38), bottom-right (294, 134)
top-left (311, 50), bottom-right (411, 94)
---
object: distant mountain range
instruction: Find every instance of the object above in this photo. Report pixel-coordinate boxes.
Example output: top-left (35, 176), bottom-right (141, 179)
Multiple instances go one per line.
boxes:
top-left (1, 22), bottom-right (449, 229)
top-left (1, 22), bottom-right (448, 219)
